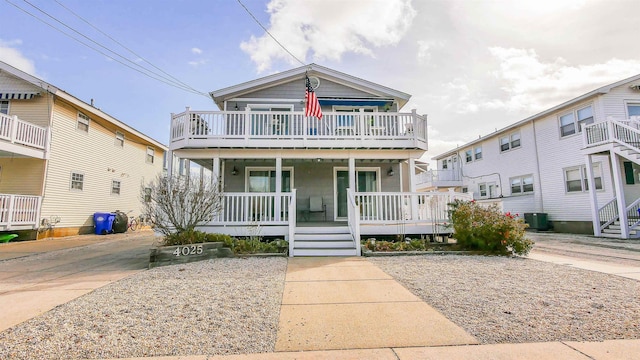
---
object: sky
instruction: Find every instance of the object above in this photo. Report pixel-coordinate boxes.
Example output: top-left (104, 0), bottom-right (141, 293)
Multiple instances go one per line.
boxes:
top-left (2, 0), bottom-right (640, 165)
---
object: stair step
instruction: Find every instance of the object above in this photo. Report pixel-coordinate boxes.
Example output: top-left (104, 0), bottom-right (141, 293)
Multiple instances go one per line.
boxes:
top-left (295, 233), bottom-right (352, 241)
top-left (295, 240), bottom-right (355, 249)
top-left (293, 248), bottom-right (359, 256)
top-left (295, 226), bottom-right (349, 234)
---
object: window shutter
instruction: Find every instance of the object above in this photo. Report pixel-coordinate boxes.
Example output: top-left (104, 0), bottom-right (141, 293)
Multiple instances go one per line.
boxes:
top-left (624, 161), bottom-right (635, 184)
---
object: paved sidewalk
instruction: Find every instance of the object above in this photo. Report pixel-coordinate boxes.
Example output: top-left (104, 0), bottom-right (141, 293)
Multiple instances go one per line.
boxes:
top-left (0, 231), bottom-right (156, 332)
top-left (275, 257), bottom-right (477, 351)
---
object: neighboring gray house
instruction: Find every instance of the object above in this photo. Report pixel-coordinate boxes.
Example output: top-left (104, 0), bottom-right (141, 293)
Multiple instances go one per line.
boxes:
top-left (430, 73), bottom-right (640, 239)
top-left (168, 64), bottom-right (469, 256)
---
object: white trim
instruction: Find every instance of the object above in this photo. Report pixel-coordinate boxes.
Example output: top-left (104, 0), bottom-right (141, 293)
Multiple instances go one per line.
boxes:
top-left (70, 171), bottom-right (84, 191)
top-left (229, 97), bottom-right (300, 103)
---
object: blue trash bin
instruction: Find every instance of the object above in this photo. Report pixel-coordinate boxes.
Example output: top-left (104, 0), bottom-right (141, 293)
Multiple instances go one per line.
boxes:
top-left (94, 212), bottom-right (115, 235)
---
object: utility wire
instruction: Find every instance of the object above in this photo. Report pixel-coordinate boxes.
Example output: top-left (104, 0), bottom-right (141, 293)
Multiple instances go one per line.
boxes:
top-left (19, 0), bottom-right (202, 95)
top-left (52, 0), bottom-right (204, 95)
top-left (236, 0), bottom-right (306, 67)
top-left (5, 0), bottom-right (208, 97)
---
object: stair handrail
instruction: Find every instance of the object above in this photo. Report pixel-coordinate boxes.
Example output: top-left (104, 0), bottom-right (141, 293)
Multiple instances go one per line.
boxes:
top-left (346, 188), bottom-right (361, 256)
top-left (288, 189), bottom-right (296, 257)
top-left (610, 120), bottom-right (640, 152)
top-left (598, 197), bottom-right (618, 232)
top-left (626, 195), bottom-right (640, 231)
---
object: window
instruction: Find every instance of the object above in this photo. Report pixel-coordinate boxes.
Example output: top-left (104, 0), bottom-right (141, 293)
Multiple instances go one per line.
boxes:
top-left (0, 100), bottom-right (8, 115)
top-left (623, 161), bottom-right (640, 184)
top-left (628, 104), bottom-right (640, 117)
top-left (442, 159), bottom-right (448, 169)
top-left (115, 131), bottom-right (124, 147)
top-left (510, 175), bottom-right (534, 195)
top-left (500, 132), bottom-right (521, 152)
top-left (565, 163), bottom-right (602, 192)
top-left (111, 180), bottom-right (121, 195)
top-left (70, 172), bottom-right (84, 190)
top-left (77, 112), bottom-right (90, 132)
top-left (461, 186), bottom-right (468, 193)
top-left (478, 183), bottom-right (487, 198)
top-left (560, 105), bottom-right (593, 137)
top-left (474, 146), bottom-right (482, 160)
top-left (465, 149), bottom-right (472, 163)
top-left (146, 147), bottom-right (155, 164)
top-left (144, 187), bottom-right (152, 202)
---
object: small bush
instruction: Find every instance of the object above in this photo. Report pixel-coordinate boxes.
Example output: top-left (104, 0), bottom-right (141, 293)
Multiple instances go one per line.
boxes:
top-left (226, 238), bottom-right (289, 254)
top-left (448, 199), bottom-right (533, 256)
top-left (163, 230), bottom-right (233, 246)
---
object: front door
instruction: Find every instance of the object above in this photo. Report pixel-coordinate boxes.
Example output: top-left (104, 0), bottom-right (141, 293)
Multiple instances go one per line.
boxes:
top-left (334, 168), bottom-right (379, 220)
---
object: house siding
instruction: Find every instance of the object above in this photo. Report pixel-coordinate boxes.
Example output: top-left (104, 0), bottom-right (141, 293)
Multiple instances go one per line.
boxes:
top-left (0, 158), bottom-right (45, 195)
top-left (6, 94), bottom-right (52, 127)
top-left (39, 99), bottom-right (165, 229)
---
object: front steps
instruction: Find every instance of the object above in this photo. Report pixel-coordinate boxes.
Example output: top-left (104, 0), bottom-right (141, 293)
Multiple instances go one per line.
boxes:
top-left (601, 221), bottom-right (640, 238)
top-left (292, 226), bottom-right (358, 256)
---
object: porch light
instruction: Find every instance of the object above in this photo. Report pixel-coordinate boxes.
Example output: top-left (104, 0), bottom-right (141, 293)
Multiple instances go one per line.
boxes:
top-left (231, 166), bottom-right (238, 176)
top-left (387, 167), bottom-right (394, 176)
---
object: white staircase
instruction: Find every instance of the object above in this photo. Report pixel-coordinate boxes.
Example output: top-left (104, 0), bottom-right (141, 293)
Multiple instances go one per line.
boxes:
top-left (601, 221), bottom-right (640, 238)
top-left (292, 226), bottom-right (359, 256)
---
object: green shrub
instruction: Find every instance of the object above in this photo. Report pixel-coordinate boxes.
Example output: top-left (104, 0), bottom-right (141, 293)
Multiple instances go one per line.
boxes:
top-left (448, 199), bottom-right (533, 256)
top-left (163, 230), bottom-right (233, 246)
top-left (225, 238), bottom-right (289, 254)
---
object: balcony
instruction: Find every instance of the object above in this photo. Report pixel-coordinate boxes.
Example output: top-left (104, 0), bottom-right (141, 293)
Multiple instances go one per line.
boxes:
top-left (0, 194), bottom-right (42, 230)
top-left (0, 113), bottom-right (50, 159)
top-left (416, 169), bottom-right (463, 190)
top-left (169, 109), bottom-right (427, 151)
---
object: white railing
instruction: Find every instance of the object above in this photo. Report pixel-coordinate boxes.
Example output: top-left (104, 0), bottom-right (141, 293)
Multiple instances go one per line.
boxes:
top-left (170, 109), bottom-right (427, 145)
top-left (416, 169), bottom-right (463, 187)
top-left (0, 113), bottom-right (49, 150)
top-left (0, 194), bottom-right (42, 229)
top-left (583, 118), bottom-right (640, 151)
top-left (347, 188), bottom-right (361, 255)
top-left (353, 191), bottom-right (473, 224)
top-left (214, 192), bottom-right (293, 225)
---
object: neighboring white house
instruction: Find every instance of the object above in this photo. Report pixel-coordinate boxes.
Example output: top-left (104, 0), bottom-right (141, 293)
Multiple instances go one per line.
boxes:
top-left (168, 63), bottom-right (470, 256)
top-left (430, 73), bottom-right (640, 239)
top-left (0, 61), bottom-right (167, 239)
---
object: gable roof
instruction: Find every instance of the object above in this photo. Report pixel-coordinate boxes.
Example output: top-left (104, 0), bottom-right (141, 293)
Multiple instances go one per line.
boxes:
top-left (433, 73), bottom-right (640, 160)
top-left (0, 61), bottom-right (167, 150)
top-left (210, 63), bottom-right (411, 110)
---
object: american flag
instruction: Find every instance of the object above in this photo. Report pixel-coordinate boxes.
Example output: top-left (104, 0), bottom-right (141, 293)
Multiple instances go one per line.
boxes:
top-left (305, 75), bottom-right (322, 119)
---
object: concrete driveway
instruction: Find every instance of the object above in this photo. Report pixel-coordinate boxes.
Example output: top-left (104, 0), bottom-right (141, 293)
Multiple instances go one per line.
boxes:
top-left (0, 231), bottom-right (157, 332)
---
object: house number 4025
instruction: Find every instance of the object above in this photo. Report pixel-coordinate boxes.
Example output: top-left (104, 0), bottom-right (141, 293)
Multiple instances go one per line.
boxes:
top-left (173, 245), bottom-right (204, 257)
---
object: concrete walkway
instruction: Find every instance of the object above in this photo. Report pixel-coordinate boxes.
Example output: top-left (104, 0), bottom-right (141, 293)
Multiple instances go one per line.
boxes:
top-left (0, 231), bottom-right (155, 332)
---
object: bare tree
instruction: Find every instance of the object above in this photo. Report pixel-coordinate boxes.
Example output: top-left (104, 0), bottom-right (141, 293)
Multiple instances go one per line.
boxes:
top-left (140, 173), bottom-right (223, 235)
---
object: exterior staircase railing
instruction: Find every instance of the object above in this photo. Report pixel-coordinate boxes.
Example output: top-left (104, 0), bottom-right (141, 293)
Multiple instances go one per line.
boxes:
top-left (346, 188), bottom-right (361, 256)
top-left (598, 198), bottom-right (618, 232)
top-left (626, 197), bottom-right (640, 231)
top-left (584, 118), bottom-right (640, 151)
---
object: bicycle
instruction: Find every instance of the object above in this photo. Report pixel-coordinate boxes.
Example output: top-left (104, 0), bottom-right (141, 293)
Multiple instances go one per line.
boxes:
top-left (127, 211), bottom-right (141, 232)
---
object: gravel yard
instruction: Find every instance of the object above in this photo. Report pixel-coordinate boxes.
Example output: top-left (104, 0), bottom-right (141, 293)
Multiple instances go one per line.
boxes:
top-left (0, 257), bottom-right (287, 360)
top-left (1, 253), bottom-right (639, 359)
top-left (369, 255), bottom-right (640, 344)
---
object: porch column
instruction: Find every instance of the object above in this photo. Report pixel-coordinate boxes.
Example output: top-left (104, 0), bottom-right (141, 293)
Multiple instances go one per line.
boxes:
top-left (409, 158), bottom-right (418, 220)
top-left (167, 150), bottom-right (174, 178)
top-left (584, 154), bottom-right (601, 236)
top-left (348, 157), bottom-right (356, 191)
top-left (610, 152), bottom-right (629, 238)
top-left (212, 157), bottom-right (220, 188)
top-left (184, 159), bottom-right (191, 182)
top-left (275, 157), bottom-right (282, 221)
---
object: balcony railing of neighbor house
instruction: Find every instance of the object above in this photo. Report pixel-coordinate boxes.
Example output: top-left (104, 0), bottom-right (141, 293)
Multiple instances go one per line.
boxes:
top-left (0, 113), bottom-right (49, 151)
top-left (583, 117), bottom-right (640, 151)
top-left (416, 169), bottom-right (463, 188)
top-left (0, 194), bottom-right (42, 230)
top-left (170, 109), bottom-right (427, 149)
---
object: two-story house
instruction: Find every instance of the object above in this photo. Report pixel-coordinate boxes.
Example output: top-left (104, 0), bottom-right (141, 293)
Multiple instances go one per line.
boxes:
top-left (168, 64), bottom-right (469, 256)
top-left (430, 73), bottom-right (640, 239)
top-left (0, 61), bottom-right (167, 239)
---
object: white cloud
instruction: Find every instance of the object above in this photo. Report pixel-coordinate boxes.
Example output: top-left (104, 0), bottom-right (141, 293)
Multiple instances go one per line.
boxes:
top-left (448, 47), bottom-right (640, 114)
top-left (188, 59), bottom-right (207, 67)
top-left (417, 40), bottom-right (444, 64)
top-left (191, 47), bottom-right (203, 55)
top-left (240, 0), bottom-right (417, 72)
top-left (0, 39), bottom-right (37, 76)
